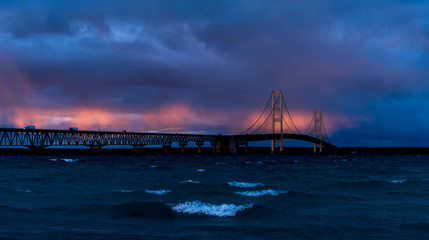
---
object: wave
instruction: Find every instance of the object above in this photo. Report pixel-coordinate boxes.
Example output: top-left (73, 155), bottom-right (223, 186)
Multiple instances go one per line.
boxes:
top-left (113, 190), bottom-right (135, 193)
top-left (227, 181), bottom-right (264, 188)
top-left (181, 180), bottom-right (200, 184)
top-left (169, 201), bottom-right (253, 217)
top-left (147, 165), bottom-right (172, 170)
top-left (196, 169), bottom-right (205, 172)
top-left (388, 179), bottom-right (407, 184)
top-left (145, 190), bottom-right (171, 195)
top-left (49, 158), bottom-right (79, 162)
top-left (234, 189), bottom-right (287, 197)
top-left (111, 201), bottom-right (254, 219)
top-left (332, 179), bottom-right (412, 188)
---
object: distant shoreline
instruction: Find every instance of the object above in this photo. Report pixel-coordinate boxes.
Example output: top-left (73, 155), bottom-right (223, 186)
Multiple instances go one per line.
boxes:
top-left (0, 147), bottom-right (428, 155)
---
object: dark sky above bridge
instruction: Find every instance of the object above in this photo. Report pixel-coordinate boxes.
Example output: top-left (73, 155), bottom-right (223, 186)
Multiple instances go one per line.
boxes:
top-left (0, 0), bottom-right (428, 147)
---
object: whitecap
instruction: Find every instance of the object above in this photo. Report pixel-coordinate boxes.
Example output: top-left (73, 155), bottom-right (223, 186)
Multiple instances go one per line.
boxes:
top-left (196, 169), bottom-right (205, 172)
top-left (114, 190), bottom-right (135, 193)
top-left (49, 159), bottom-right (58, 161)
top-left (61, 159), bottom-right (79, 162)
top-left (170, 201), bottom-right (253, 217)
top-left (150, 165), bottom-right (159, 168)
top-left (389, 179), bottom-right (407, 184)
top-left (181, 180), bottom-right (200, 184)
top-left (145, 190), bottom-right (171, 195)
top-left (227, 181), bottom-right (264, 188)
top-left (234, 189), bottom-right (287, 197)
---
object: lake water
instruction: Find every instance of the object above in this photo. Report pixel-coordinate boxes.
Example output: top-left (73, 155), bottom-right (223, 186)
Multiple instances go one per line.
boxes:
top-left (0, 153), bottom-right (428, 239)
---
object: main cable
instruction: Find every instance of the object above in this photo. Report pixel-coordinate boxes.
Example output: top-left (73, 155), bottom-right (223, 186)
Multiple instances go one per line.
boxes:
top-left (281, 94), bottom-right (302, 134)
top-left (249, 108), bottom-right (273, 135)
top-left (238, 95), bottom-right (272, 135)
top-left (321, 116), bottom-right (331, 143)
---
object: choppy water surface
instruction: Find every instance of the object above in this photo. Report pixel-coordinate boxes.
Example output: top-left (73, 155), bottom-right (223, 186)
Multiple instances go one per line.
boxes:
top-left (0, 153), bottom-right (428, 239)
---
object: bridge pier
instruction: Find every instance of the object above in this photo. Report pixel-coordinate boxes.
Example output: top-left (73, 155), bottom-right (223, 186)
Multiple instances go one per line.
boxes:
top-left (215, 136), bottom-right (237, 154)
top-left (163, 144), bottom-right (171, 154)
top-left (271, 139), bottom-right (284, 153)
top-left (133, 145), bottom-right (145, 153)
top-left (211, 142), bottom-right (217, 153)
top-left (231, 136), bottom-right (237, 154)
top-left (179, 142), bottom-right (187, 154)
top-left (314, 143), bottom-right (322, 153)
top-left (196, 142), bottom-right (203, 154)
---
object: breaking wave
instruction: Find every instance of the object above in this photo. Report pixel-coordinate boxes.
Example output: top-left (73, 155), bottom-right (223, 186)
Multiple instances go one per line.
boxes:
top-left (181, 180), bottom-right (201, 184)
top-left (234, 189), bottom-right (287, 197)
top-left (227, 181), bottom-right (264, 188)
top-left (114, 190), bottom-right (135, 193)
top-left (170, 201), bottom-right (253, 217)
top-left (145, 190), bottom-right (171, 195)
top-left (388, 179), bottom-right (407, 184)
top-left (333, 179), bottom-right (411, 188)
top-left (49, 158), bottom-right (79, 162)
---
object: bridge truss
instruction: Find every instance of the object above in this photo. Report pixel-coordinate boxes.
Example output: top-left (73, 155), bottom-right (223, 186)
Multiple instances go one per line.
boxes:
top-left (0, 128), bottom-right (217, 151)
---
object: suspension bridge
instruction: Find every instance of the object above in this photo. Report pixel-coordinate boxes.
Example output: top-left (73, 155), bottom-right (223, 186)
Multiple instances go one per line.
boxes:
top-left (0, 91), bottom-right (336, 153)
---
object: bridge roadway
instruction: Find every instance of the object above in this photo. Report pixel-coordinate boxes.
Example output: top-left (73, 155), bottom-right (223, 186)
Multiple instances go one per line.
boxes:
top-left (0, 128), bottom-right (336, 153)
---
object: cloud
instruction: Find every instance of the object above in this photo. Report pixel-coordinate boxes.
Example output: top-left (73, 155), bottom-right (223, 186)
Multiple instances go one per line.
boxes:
top-left (0, 0), bottom-right (428, 146)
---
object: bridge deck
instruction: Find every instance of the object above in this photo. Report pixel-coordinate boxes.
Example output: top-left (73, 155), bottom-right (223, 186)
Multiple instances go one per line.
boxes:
top-left (0, 128), bottom-right (336, 151)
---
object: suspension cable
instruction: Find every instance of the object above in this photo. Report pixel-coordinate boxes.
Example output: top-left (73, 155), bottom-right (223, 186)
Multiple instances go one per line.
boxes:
top-left (321, 116), bottom-right (331, 143)
top-left (303, 113), bottom-right (315, 136)
top-left (282, 114), bottom-right (296, 133)
top-left (249, 108), bottom-right (273, 135)
top-left (238, 95), bottom-right (272, 135)
top-left (281, 94), bottom-right (302, 134)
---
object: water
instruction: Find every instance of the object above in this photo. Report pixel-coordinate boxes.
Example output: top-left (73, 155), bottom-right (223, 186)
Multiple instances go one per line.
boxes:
top-left (0, 153), bottom-right (428, 239)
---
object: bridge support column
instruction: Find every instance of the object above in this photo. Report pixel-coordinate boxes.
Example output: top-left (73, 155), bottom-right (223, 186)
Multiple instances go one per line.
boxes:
top-left (271, 91), bottom-right (284, 153)
top-left (179, 142), bottom-right (187, 154)
top-left (271, 140), bottom-right (275, 153)
top-left (133, 145), bottom-right (145, 154)
top-left (196, 142), bottom-right (203, 154)
top-left (230, 136), bottom-right (237, 154)
top-left (163, 144), bottom-right (171, 154)
top-left (271, 139), bottom-right (284, 153)
top-left (89, 145), bottom-right (103, 153)
top-left (313, 110), bottom-right (323, 153)
top-left (211, 142), bottom-right (217, 153)
top-left (245, 142), bottom-right (248, 154)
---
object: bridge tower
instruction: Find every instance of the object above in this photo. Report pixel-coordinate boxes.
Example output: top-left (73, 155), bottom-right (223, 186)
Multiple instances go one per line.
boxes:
top-left (313, 110), bottom-right (323, 153)
top-left (271, 91), bottom-right (284, 153)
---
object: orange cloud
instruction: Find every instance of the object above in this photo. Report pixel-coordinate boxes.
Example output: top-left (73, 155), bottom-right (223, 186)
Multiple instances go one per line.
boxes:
top-left (3, 97), bottom-right (350, 135)
top-left (5, 104), bottom-right (238, 132)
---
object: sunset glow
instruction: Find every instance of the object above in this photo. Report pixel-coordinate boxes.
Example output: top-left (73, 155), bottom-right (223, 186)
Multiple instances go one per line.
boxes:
top-left (0, 1), bottom-right (428, 146)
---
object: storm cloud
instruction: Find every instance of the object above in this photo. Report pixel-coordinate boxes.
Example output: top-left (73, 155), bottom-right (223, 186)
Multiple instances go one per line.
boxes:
top-left (0, 0), bottom-right (428, 146)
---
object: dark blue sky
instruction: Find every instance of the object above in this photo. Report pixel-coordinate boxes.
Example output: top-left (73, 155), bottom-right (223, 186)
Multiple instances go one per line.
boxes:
top-left (0, 0), bottom-right (428, 146)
